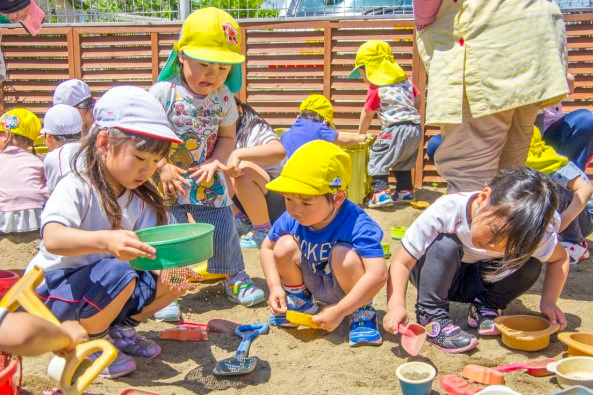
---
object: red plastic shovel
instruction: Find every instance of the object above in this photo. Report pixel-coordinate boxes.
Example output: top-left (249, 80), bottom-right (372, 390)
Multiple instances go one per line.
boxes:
top-left (160, 319), bottom-right (241, 342)
top-left (493, 358), bottom-right (556, 377)
top-left (398, 322), bottom-right (427, 356)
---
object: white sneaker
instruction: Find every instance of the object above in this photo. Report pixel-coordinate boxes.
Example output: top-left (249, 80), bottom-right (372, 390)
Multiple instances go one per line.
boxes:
top-left (561, 241), bottom-right (590, 264)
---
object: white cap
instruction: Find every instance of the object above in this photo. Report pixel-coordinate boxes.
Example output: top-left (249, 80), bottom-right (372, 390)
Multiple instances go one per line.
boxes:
top-left (53, 79), bottom-right (92, 107)
top-left (41, 104), bottom-right (83, 136)
top-left (93, 85), bottom-right (182, 144)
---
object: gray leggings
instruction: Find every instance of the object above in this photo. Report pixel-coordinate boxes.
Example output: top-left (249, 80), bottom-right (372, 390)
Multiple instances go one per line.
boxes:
top-left (409, 234), bottom-right (542, 323)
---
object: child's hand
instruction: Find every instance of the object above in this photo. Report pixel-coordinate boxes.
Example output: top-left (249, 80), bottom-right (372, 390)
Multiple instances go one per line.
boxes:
top-left (268, 286), bottom-right (287, 314)
top-left (55, 321), bottom-right (89, 356)
top-left (189, 158), bottom-right (227, 184)
top-left (159, 163), bottom-right (190, 197)
top-left (104, 230), bottom-right (156, 261)
top-left (225, 152), bottom-right (243, 178)
top-left (312, 305), bottom-right (344, 332)
top-left (540, 299), bottom-right (568, 330)
top-left (383, 305), bottom-right (408, 334)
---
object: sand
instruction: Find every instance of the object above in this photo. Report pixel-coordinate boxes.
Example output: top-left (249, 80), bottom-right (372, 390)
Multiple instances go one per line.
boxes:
top-left (1, 188), bottom-right (591, 395)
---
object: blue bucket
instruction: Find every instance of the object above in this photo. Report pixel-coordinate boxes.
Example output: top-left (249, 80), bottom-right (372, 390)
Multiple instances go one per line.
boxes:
top-left (396, 362), bottom-right (436, 395)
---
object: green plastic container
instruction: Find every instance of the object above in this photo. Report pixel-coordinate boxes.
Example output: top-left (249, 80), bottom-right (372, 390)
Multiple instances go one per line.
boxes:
top-left (130, 223), bottom-right (215, 271)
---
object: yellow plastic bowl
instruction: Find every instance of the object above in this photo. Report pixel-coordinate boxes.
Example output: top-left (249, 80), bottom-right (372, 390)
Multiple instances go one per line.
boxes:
top-left (494, 315), bottom-right (560, 351)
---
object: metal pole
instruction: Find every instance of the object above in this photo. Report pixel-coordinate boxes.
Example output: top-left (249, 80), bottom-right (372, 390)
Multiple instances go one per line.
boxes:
top-left (180, 0), bottom-right (191, 19)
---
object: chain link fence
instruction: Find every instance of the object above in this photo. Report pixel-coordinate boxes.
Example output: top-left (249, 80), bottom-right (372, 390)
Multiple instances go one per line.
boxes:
top-left (30, 0), bottom-right (593, 24)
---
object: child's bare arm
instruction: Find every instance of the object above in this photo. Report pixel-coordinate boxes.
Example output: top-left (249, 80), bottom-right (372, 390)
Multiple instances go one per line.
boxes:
top-left (358, 108), bottom-right (376, 134)
top-left (384, 247), bottom-right (417, 334)
top-left (260, 237), bottom-right (287, 313)
top-left (0, 313), bottom-right (88, 356)
top-left (559, 176), bottom-right (592, 232)
top-left (43, 223), bottom-right (156, 261)
top-left (334, 132), bottom-right (368, 147)
top-left (540, 243), bottom-right (569, 329)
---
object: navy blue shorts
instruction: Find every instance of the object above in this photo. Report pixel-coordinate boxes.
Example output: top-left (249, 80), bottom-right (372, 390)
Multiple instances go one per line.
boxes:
top-left (300, 242), bottom-right (350, 305)
top-left (36, 258), bottom-right (157, 326)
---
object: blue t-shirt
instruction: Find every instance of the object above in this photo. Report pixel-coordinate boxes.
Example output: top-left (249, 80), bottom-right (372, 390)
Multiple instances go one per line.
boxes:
top-left (268, 199), bottom-right (384, 275)
top-left (281, 118), bottom-right (339, 158)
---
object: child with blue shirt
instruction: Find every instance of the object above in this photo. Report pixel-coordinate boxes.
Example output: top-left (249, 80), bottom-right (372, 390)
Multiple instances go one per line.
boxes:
top-left (281, 94), bottom-right (366, 158)
top-left (260, 140), bottom-right (388, 346)
top-left (350, 40), bottom-right (422, 208)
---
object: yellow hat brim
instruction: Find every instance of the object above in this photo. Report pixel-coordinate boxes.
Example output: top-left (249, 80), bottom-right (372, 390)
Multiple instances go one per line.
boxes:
top-left (182, 47), bottom-right (245, 64)
top-left (266, 175), bottom-right (328, 195)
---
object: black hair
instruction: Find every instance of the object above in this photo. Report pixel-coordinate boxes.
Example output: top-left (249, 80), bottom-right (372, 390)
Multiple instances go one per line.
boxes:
top-left (52, 133), bottom-right (81, 143)
top-left (234, 97), bottom-right (273, 147)
top-left (480, 167), bottom-right (558, 282)
top-left (75, 97), bottom-right (95, 110)
top-left (298, 110), bottom-right (326, 124)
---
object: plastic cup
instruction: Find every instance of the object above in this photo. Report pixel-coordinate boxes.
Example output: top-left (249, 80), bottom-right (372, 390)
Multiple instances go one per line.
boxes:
top-left (0, 271), bottom-right (19, 300)
top-left (396, 361), bottom-right (437, 395)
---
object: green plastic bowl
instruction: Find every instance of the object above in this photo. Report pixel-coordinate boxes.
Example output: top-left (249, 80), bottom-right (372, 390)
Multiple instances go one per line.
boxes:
top-left (130, 223), bottom-right (215, 270)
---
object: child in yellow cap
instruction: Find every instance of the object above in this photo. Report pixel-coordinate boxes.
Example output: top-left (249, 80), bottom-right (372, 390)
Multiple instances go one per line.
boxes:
top-left (350, 40), bottom-right (422, 208)
top-left (150, 7), bottom-right (264, 315)
top-left (260, 140), bottom-right (388, 346)
top-left (0, 109), bottom-right (49, 234)
top-left (280, 94), bottom-right (367, 158)
top-left (527, 127), bottom-right (593, 264)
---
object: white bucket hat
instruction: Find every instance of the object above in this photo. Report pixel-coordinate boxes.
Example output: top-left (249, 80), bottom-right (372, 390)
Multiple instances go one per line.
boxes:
top-left (41, 104), bottom-right (83, 135)
top-left (93, 85), bottom-right (182, 144)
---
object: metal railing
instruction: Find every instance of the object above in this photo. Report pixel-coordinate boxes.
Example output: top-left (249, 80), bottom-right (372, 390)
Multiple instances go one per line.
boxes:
top-left (20, 0), bottom-right (593, 25)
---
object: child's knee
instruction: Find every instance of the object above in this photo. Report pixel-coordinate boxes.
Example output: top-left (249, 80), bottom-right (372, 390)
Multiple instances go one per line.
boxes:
top-left (330, 244), bottom-right (364, 275)
top-left (273, 235), bottom-right (301, 264)
top-left (426, 234), bottom-right (462, 261)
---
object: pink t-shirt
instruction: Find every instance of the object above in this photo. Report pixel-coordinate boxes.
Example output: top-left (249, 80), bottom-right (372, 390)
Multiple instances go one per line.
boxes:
top-left (0, 146), bottom-right (49, 211)
top-left (543, 104), bottom-right (565, 132)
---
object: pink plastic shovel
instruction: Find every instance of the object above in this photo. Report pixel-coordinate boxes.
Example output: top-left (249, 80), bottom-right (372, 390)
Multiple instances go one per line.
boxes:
top-left (493, 358), bottom-right (556, 377)
top-left (398, 322), bottom-right (427, 356)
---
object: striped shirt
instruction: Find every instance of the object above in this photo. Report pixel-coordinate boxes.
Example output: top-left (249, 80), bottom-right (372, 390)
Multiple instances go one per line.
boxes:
top-left (416, 0), bottom-right (569, 125)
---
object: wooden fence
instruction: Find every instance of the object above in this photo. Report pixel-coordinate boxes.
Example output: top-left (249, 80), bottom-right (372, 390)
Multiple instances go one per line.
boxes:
top-left (1, 14), bottom-right (592, 186)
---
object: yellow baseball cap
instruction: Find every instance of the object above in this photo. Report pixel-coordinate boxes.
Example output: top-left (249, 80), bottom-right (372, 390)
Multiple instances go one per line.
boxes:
top-left (0, 109), bottom-right (41, 141)
top-left (299, 94), bottom-right (336, 130)
top-left (158, 7), bottom-right (245, 93)
top-left (527, 126), bottom-right (569, 174)
top-left (266, 140), bottom-right (352, 195)
top-left (349, 40), bottom-right (407, 86)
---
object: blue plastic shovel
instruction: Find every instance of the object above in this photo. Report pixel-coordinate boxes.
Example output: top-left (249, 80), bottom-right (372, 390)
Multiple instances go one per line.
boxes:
top-left (213, 322), bottom-right (269, 376)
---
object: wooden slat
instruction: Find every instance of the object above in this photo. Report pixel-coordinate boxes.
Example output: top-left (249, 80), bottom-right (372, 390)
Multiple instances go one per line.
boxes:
top-left (81, 58), bottom-right (152, 69)
top-left (81, 47), bottom-right (152, 58)
top-left (5, 59), bottom-right (68, 70)
top-left (2, 48), bottom-right (68, 57)
top-left (81, 34), bottom-right (152, 46)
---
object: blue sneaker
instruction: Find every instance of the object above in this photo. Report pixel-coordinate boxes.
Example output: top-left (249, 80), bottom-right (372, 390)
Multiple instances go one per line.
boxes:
top-left (224, 271), bottom-right (265, 307)
top-left (393, 189), bottom-right (414, 202)
top-left (368, 190), bottom-right (394, 208)
top-left (239, 230), bottom-right (268, 249)
top-left (236, 216), bottom-right (252, 237)
top-left (153, 299), bottom-right (181, 322)
top-left (270, 289), bottom-right (319, 328)
top-left (349, 306), bottom-right (382, 347)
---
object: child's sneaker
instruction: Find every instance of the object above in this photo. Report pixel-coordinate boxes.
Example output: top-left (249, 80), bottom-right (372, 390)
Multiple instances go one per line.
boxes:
top-left (48, 350), bottom-right (137, 380)
top-left (269, 289), bottom-right (319, 328)
top-left (349, 305), bottom-right (382, 347)
top-left (393, 189), bottom-right (414, 202)
top-left (108, 326), bottom-right (161, 358)
top-left (424, 317), bottom-right (478, 353)
top-left (236, 216), bottom-right (252, 237)
top-left (239, 230), bottom-right (267, 249)
top-left (368, 189), bottom-right (394, 208)
top-left (561, 241), bottom-right (590, 264)
top-left (224, 271), bottom-right (265, 307)
top-left (467, 298), bottom-right (500, 336)
top-left (153, 299), bottom-right (181, 322)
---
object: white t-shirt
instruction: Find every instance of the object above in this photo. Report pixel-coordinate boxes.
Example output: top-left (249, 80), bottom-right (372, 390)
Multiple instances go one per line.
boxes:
top-left (27, 173), bottom-right (157, 272)
top-left (402, 192), bottom-right (560, 264)
top-left (150, 77), bottom-right (239, 208)
top-left (236, 123), bottom-right (285, 179)
top-left (44, 142), bottom-right (80, 193)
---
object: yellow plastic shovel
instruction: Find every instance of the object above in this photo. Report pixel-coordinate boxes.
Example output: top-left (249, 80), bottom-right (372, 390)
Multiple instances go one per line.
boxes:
top-left (0, 266), bottom-right (117, 395)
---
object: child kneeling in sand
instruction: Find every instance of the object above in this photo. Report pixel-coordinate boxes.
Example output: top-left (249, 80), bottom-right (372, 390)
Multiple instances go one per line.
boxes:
top-left (27, 86), bottom-right (195, 378)
top-left (383, 167), bottom-right (569, 353)
top-left (260, 140), bottom-right (388, 346)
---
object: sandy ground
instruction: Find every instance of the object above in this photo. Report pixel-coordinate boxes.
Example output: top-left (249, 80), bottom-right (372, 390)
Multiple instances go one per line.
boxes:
top-left (1, 188), bottom-right (592, 395)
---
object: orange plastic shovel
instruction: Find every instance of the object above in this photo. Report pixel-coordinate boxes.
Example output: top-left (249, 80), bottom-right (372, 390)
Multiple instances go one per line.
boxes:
top-left (398, 322), bottom-right (427, 356)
